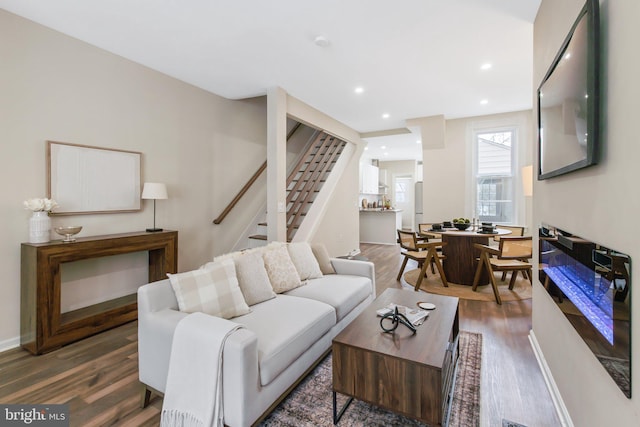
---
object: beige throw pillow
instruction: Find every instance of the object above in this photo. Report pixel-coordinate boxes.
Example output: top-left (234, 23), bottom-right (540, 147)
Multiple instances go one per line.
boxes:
top-left (311, 243), bottom-right (336, 274)
top-left (263, 245), bottom-right (302, 293)
top-left (288, 242), bottom-right (323, 281)
top-left (168, 258), bottom-right (250, 319)
top-left (234, 251), bottom-right (276, 305)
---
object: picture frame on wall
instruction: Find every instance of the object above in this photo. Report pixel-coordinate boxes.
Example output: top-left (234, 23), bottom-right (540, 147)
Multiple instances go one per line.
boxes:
top-left (47, 141), bottom-right (142, 215)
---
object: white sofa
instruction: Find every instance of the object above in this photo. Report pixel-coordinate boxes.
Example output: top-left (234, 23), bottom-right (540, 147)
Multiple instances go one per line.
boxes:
top-left (137, 251), bottom-right (375, 427)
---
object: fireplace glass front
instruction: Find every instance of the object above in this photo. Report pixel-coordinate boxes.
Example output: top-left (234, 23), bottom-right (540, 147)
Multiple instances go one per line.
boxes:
top-left (539, 225), bottom-right (631, 398)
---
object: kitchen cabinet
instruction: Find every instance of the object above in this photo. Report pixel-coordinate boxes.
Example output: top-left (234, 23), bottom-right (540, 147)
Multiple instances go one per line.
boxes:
top-left (361, 164), bottom-right (379, 194)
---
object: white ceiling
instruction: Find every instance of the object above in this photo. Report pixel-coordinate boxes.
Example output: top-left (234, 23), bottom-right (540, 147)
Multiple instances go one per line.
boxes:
top-left (0, 0), bottom-right (541, 161)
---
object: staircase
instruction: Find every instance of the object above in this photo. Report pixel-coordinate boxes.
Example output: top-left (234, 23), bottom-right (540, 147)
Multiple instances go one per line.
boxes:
top-left (248, 131), bottom-right (347, 245)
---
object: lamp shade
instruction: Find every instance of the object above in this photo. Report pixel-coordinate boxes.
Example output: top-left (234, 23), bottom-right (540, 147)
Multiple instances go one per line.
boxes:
top-left (141, 182), bottom-right (168, 200)
top-left (522, 165), bottom-right (533, 197)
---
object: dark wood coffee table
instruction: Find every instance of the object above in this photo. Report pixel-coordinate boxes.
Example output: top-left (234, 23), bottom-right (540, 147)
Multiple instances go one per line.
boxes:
top-left (332, 288), bottom-right (459, 425)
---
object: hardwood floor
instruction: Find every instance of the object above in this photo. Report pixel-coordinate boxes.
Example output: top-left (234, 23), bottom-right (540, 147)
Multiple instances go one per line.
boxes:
top-left (0, 243), bottom-right (559, 427)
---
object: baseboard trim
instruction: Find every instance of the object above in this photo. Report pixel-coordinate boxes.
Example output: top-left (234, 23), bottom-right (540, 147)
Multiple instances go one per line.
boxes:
top-left (528, 330), bottom-right (573, 427)
top-left (0, 336), bottom-right (20, 353)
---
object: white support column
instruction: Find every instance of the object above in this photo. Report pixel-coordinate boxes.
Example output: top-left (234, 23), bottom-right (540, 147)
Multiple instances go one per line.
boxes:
top-left (266, 87), bottom-right (287, 242)
top-left (406, 115), bottom-right (446, 219)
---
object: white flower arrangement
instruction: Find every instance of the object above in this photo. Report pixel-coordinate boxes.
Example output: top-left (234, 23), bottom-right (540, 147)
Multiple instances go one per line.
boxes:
top-left (23, 198), bottom-right (58, 212)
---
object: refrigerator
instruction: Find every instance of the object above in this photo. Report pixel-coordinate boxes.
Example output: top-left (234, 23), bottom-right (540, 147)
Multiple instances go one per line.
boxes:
top-left (415, 181), bottom-right (423, 228)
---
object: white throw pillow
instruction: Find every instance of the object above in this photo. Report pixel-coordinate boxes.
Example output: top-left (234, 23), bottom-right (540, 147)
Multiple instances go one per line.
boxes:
top-left (288, 242), bottom-right (323, 281)
top-left (168, 258), bottom-right (250, 319)
top-left (263, 245), bottom-right (302, 293)
top-left (311, 243), bottom-right (336, 275)
top-left (234, 251), bottom-right (276, 305)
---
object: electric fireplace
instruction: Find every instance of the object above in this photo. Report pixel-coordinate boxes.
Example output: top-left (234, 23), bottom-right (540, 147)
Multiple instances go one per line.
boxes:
top-left (539, 224), bottom-right (631, 397)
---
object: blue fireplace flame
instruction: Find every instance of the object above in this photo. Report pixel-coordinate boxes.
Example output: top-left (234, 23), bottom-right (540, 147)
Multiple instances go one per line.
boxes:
top-left (542, 263), bottom-right (613, 344)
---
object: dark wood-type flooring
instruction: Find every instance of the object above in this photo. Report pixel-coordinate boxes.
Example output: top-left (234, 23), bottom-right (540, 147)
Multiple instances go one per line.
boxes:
top-left (0, 243), bottom-right (560, 427)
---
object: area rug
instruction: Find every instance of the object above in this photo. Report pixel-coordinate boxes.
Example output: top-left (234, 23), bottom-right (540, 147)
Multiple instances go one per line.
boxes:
top-left (260, 331), bottom-right (482, 427)
top-left (404, 269), bottom-right (532, 302)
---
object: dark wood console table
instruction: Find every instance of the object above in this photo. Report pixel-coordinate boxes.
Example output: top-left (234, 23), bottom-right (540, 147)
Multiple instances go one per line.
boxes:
top-left (21, 230), bottom-right (178, 354)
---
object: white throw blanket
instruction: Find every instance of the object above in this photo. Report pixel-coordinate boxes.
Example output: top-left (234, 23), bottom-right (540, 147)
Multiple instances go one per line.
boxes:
top-left (161, 312), bottom-right (244, 427)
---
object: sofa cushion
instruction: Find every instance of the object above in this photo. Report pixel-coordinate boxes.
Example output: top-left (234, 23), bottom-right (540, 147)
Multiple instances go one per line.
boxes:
top-left (234, 251), bottom-right (276, 306)
top-left (285, 275), bottom-right (371, 321)
top-left (263, 245), bottom-right (302, 293)
top-left (232, 295), bottom-right (335, 386)
top-left (288, 242), bottom-right (323, 281)
top-left (168, 259), bottom-right (250, 319)
top-left (210, 241), bottom-right (285, 263)
top-left (311, 243), bottom-right (336, 275)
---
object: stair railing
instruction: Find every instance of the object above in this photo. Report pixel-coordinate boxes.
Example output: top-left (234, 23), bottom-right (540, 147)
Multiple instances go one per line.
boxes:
top-left (213, 123), bottom-right (302, 224)
top-left (212, 161), bottom-right (267, 224)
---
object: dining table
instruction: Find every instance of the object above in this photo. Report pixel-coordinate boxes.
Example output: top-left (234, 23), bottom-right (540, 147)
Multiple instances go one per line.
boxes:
top-left (420, 227), bottom-right (512, 286)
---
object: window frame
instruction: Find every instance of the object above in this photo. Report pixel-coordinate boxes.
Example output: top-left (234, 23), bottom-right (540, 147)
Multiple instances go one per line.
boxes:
top-left (473, 127), bottom-right (517, 225)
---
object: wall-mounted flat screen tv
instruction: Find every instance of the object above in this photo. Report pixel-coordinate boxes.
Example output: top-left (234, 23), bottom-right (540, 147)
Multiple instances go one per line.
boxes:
top-left (537, 0), bottom-right (600, 180)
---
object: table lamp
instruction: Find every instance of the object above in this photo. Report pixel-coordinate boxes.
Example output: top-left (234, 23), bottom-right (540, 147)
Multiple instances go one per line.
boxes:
top-left (141, 182), bottom-right (168, 232)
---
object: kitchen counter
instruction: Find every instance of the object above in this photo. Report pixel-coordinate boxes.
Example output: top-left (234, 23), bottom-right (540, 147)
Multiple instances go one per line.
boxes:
top-left (359, 209), bottom-right (403, 244)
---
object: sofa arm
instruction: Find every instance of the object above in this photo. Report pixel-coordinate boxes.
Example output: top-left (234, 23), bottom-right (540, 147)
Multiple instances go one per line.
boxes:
top-left (147, 310), bottom-right (259, 427)
top-left (138, 298), bottom-right (260, 427)
top-left (330, 258), bottom-right (376, 297)
top-left (138, 308), bottom-right (189, 393)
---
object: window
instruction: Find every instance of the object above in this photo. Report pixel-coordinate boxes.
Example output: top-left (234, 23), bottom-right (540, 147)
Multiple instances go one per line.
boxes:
top-left (475, 130), bottom-right (514, 224)
top-left (395, 180), bottom-right (408, 203)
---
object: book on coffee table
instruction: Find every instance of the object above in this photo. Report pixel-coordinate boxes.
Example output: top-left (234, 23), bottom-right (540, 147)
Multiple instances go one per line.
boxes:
top-left (376, 303), bottom-right (429, 326)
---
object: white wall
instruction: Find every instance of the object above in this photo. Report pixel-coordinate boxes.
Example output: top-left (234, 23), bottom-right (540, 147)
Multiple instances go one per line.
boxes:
top-left (532, 1), bottom-right (640, 425)
top-left (421, 110), bottom-right (533, 225)
top-left (0, 10), bottom-right (361, 349)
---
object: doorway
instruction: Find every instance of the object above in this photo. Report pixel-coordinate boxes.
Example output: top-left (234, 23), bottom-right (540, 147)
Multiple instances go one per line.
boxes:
top-left (393, 175), bottom-right (414, 230)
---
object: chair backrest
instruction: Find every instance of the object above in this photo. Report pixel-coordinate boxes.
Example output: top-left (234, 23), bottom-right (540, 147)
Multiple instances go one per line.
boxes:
top-left (397, 230), bottom-right (419, 251)
top-left (498, 236), bottom-right (532, 259)
top-left (495, 225), bottom-right (525, 242)
top-left (418, 223), bottom-right (442, 240)
top-left (418, 223), bottom-right (433, 234)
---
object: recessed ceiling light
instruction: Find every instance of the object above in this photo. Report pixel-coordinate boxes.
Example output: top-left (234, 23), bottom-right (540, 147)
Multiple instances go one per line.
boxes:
top-left (480, 63), bottom-right (492, 70)
top-left (382, 113), bottom-right (390, 119)
top-left (364, 146), bottom-right (369, 151)
top-left (314, 36), bottom-right (330, 47)
top-left (381, 146), bottom-right (386, 149)
top-left (480, 99), bottom-right (489, 105)
top-left (354, 86), bottom-right (364, 94)
top-left (384, 152), bottom-right (389, 156)
top-left (416, 140), bottom-right (422, 144)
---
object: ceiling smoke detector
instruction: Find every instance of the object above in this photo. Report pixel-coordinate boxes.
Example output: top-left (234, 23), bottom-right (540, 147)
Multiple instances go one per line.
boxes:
top-left (314, 36), bottom-right (330, 47)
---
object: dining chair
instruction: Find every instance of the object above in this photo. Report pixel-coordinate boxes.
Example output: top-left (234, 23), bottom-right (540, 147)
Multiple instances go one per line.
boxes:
top-left (472, 236), bottom-right (532, 304)
top-left (398, 229), bottom-right (436, 274)
top-left (396, 230), bottom-right (448, 290)
top-left (494, 225), bottom-right (525, 242)
top-left (493, 225), bottom-right (527, 279)
top-left (417, 223), bottom-right (443, 245)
